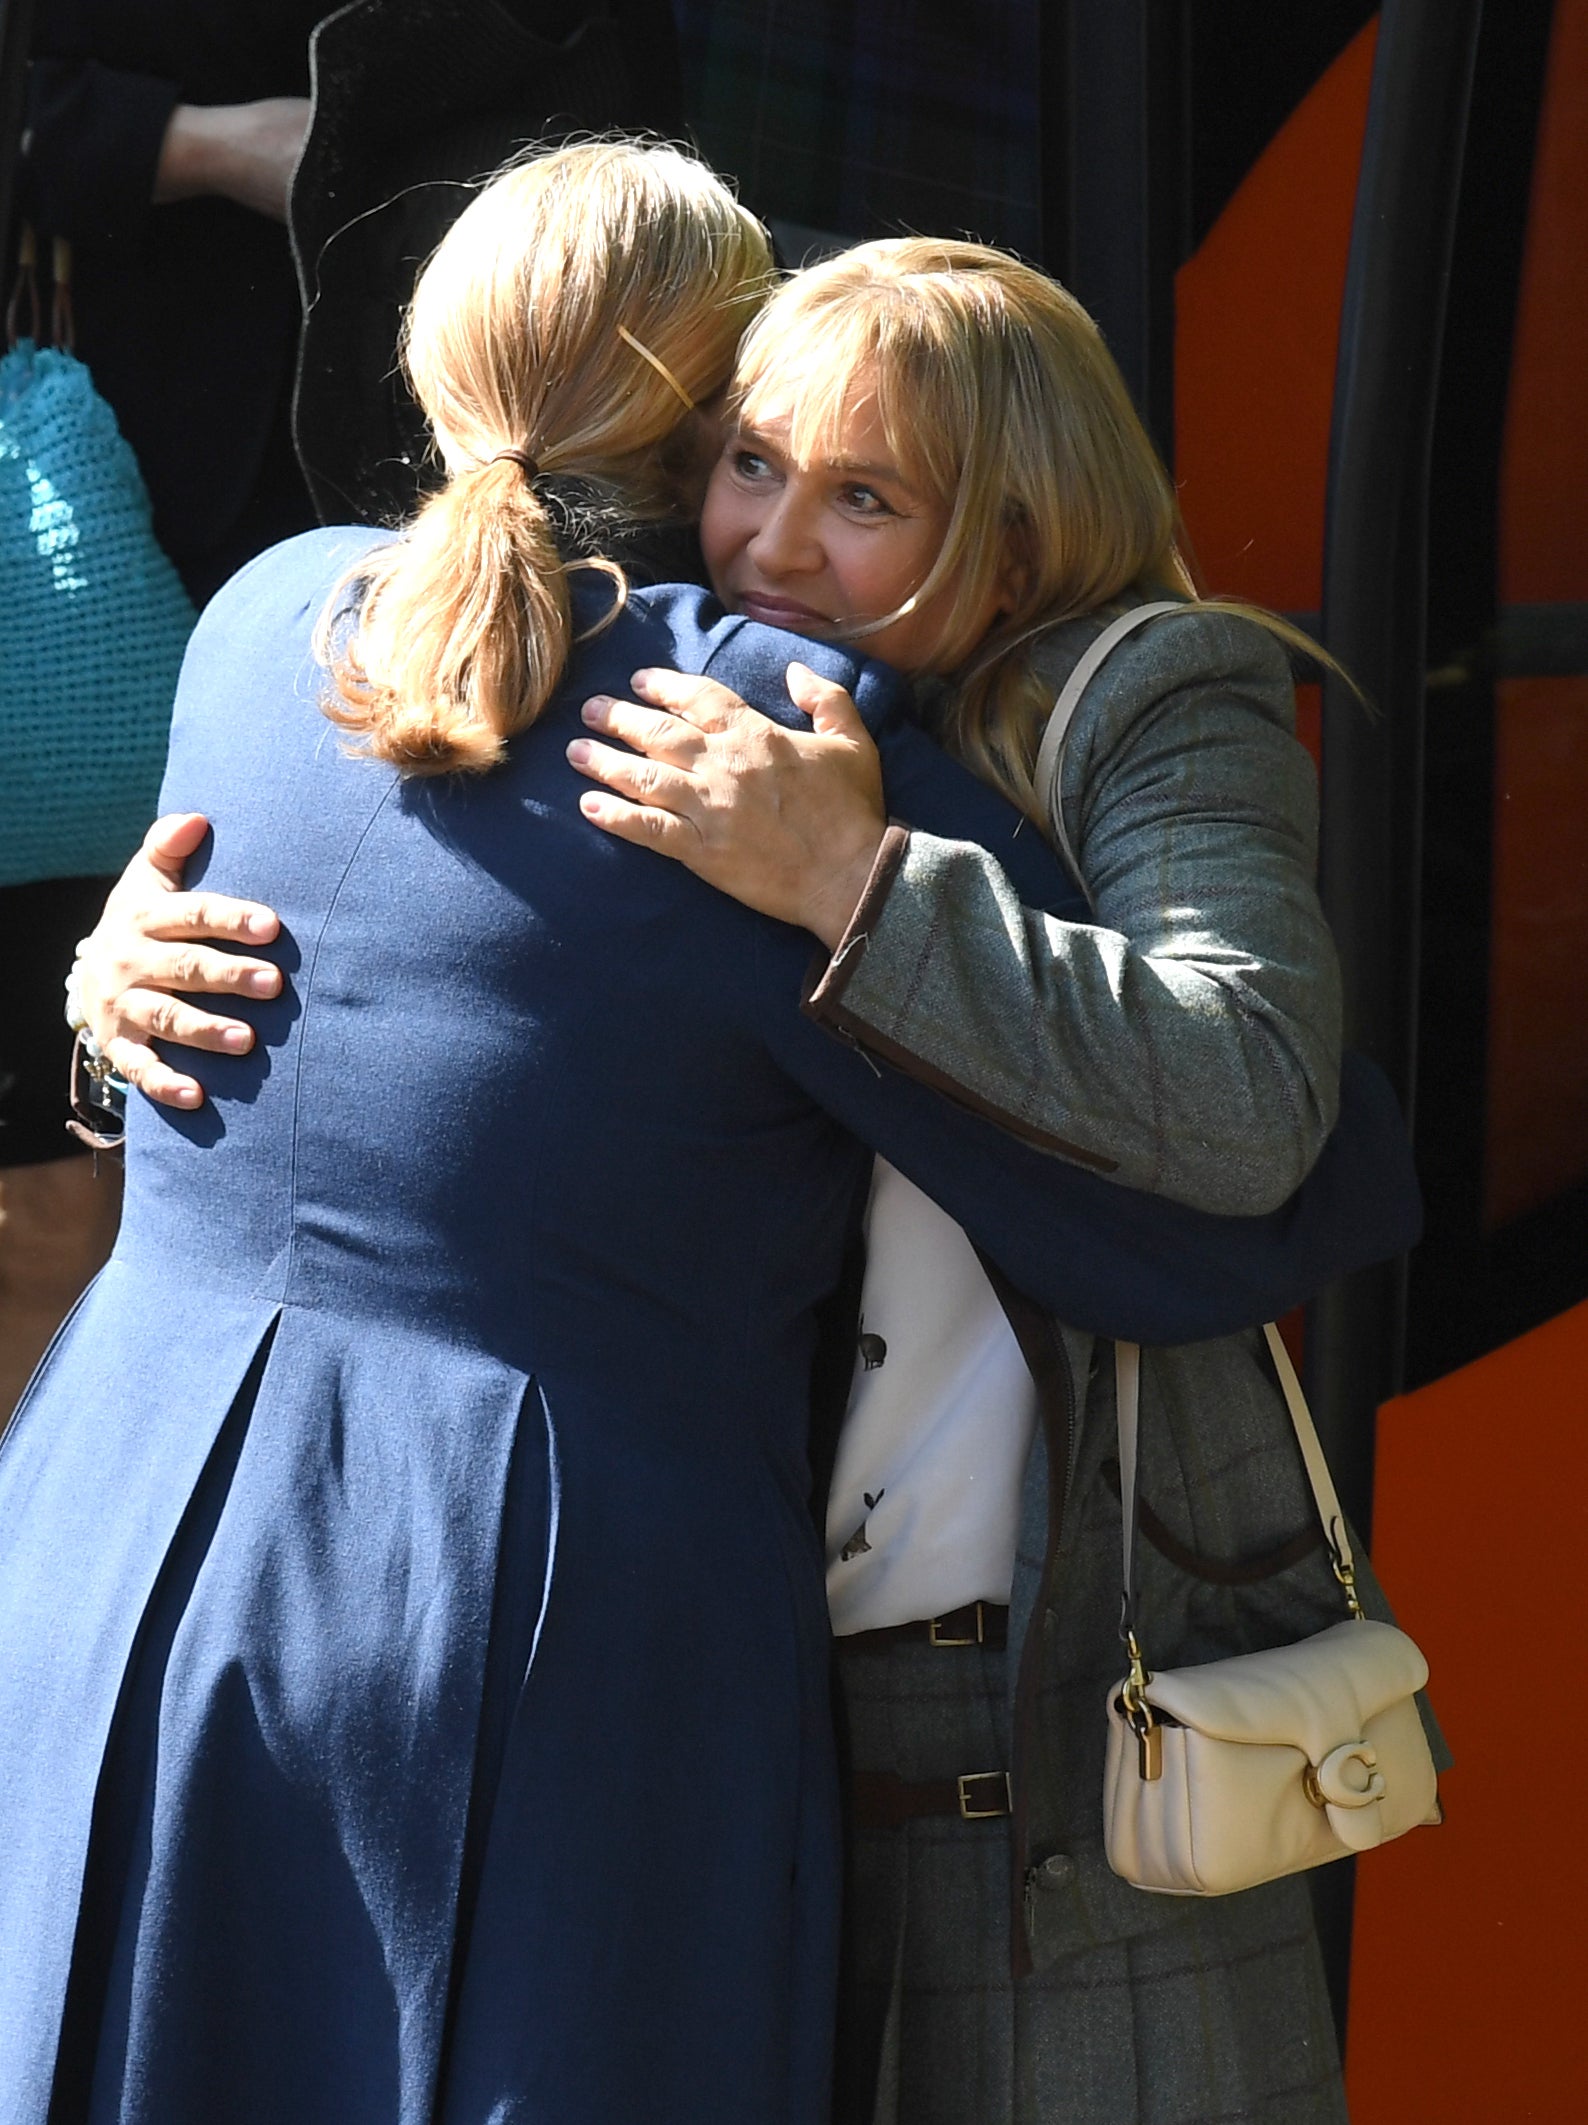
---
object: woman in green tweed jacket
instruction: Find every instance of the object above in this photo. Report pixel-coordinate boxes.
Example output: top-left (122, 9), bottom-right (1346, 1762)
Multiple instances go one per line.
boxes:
top-left (571, 240), bottom-right (1425, 2123)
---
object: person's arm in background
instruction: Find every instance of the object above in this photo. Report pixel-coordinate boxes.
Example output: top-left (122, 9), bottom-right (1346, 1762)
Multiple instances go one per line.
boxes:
top-left (21, 53), bottom-right (308, 242)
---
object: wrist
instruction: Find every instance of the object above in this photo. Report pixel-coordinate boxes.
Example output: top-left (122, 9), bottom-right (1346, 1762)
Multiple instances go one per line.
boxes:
top-left (152, 104), bottom-right (220, 204)
top-left (805, 824), bottom-right (890, 952)
top-left (63, 956), bottom-right (101, 1057)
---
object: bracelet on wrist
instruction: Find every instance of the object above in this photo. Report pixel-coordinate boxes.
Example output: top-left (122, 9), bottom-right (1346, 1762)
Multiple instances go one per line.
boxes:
top-left (63, 956), bottom-right (103, 1059)
top-left (64, 959), bottom-right (129, 1151)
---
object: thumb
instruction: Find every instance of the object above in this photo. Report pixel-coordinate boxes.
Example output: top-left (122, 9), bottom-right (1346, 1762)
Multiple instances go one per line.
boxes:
top-left (140, 812), bottom-right (212, 887)
top-left (785, 661), bottom-right (867, 741)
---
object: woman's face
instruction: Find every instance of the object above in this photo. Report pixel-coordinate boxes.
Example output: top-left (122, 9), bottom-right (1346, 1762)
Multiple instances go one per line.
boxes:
top-left (700, 385), bottom-right (1009, 675)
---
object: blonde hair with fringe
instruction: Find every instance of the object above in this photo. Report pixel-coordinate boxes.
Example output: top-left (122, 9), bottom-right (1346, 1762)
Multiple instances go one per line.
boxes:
top-left (730, 238), bottom-right (1337, 821)
top-left (322, 140), bottom-right (773, 776)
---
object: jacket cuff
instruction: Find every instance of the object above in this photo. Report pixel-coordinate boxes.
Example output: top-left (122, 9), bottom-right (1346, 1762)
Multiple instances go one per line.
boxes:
top-left (801, 825), bottom-right (1117, 1173)
top-left (802, 822), bottom-right (912, 1020)
top-left (22, 61), bottom-right (180, 255)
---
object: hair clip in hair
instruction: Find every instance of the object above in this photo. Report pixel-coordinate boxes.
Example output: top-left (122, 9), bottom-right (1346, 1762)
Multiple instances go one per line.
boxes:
top-left (616, 324), bottom-right (696, 413)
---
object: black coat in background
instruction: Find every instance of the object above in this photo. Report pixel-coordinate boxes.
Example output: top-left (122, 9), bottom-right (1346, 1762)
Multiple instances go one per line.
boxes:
top-left (287, 0), bottom-right (685, 528)
top-left (19, 0), bottom-right (325, 602)
top-left (2, 0), bottom-right (682, 1163)
top-left (17, 0), bottom-right (685, 596)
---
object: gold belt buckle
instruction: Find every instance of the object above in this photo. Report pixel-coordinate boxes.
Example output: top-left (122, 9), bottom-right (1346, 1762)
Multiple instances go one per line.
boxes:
top-left (928, 1602), bottom-right (985, 1648)
top-left (957, 1771), bottom-right (1012, 1821)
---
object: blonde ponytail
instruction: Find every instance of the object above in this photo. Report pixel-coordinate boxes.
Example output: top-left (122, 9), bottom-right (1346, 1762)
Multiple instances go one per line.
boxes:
top-left (321, 141), bottom-right (772, 777)
top-left (324, 458), bottom-right (578, 774)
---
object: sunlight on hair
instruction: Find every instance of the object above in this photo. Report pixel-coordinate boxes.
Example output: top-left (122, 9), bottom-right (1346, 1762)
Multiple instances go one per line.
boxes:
top-left (319, 140), bottom-right (774, 777)
top-left (731, 237), bottom-right (1357, 818)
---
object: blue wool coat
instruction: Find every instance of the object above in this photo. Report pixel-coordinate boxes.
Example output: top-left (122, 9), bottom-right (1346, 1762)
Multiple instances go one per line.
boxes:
top-left (0, 530), bottom-right (1418, 2125)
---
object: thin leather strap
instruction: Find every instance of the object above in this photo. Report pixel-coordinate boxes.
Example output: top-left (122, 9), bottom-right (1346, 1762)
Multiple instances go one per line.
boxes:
top-left (1033, 599), bottom-right (1186, 895)
top-left (850, 1768), bottom-right (1012, 1828)
top-left (1117, 1341), bottom-right (1143, 1626)
top-left (1116, 1324), bottom-right (1355, 1639)
top-left (1258, 1320), bottom-right (1356, 1576)
top-left (1099, 1459), bottom-right (1327, 1584)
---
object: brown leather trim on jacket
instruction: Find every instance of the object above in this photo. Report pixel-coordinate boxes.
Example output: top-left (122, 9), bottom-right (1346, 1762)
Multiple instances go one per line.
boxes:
top-left (803, 822), bottom-right (914, 1016)
top-left (802, 827), bottom-right (1118, 1176)
top-left (1099, 1459), bottom-right (1327, 1585)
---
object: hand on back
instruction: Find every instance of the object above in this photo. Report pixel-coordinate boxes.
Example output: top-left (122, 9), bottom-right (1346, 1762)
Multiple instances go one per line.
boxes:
top-left (83, 658), bottom-right (888, 1112)
top-left (77, 814), bottom-right (282, 1110)
top-left (569, 660), bottom-right (887, 950)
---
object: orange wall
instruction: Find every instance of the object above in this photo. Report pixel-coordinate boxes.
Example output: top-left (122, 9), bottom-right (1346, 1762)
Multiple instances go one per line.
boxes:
top-left (1175, 21), bottom-right (1374, 613)
top-left (1486, 672), bottom-right (1588, 1224)
top-left (1347, 1302), bottom-right (1588, 2119)
top-left (1174, 18), bottom-right (1376, 774)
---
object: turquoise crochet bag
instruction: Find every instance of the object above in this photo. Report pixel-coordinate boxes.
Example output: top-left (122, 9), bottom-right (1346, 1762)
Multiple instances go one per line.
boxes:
top-left (0, 338), bottom-right (197, 885)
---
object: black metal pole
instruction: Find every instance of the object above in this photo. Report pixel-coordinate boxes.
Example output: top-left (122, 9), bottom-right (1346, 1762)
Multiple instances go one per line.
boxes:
top-left (1041, 0), bottom-right (1190, 468)
top-left (1304, 0), bottom-right (1484, 2051)
top-left (0, 0), bottom-right (37, 269)
top-left (1309, 0), bottom-right (1484, 1532)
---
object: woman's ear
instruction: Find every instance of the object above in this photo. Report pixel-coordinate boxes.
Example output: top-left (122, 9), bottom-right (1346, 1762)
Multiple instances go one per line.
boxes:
top-left (994, 515), bottom-right (1035, 615)
top-left (659, 403), bottom-right (727, 516)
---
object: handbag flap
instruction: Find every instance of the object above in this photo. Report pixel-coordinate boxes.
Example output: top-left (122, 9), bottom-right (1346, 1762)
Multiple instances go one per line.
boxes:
top-left (1143, 1618), bottom-right (1429, 1754)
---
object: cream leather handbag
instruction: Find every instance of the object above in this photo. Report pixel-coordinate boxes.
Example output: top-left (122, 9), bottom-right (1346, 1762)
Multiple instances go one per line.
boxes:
top-left (1037, 602), bottom-right (1440, 1896)
top-left (1101, 1328), bottom-right (1441, 1897)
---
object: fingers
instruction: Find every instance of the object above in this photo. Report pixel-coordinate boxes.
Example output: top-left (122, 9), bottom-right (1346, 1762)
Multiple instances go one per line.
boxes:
top-left (566, 736), bottom-right (704, 819)
top-left (104, 937), bottom-right (280, 1001)
top-left (784, 662), bottom-right (868, 741)
top-left (131, 890), bottom-right (281, 947)
top-left (101, 1035), bottom-right (207, 1112)
top-left (109, 817), bottom-right (280, 942)
top-left (579, 693), bottom-right (708, 766)
top-left (114, 983), bottom-right (259, 1054)
top-left (139, 812), bottom-right (213, 883)
top-left (626, 668), bottom-right (768, 733)
top-left (576, 788), bottom-right (705, 864)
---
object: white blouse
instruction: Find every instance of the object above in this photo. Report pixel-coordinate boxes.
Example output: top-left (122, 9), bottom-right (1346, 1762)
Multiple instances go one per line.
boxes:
top-left (824, 1158), bottom-right (1039, 1636)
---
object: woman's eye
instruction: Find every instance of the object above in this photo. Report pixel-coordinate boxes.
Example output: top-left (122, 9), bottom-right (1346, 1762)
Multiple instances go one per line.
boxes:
top-left (731, 448), bottom-right (772, 481)
top-left (841, 484), bottom-right (894, 518)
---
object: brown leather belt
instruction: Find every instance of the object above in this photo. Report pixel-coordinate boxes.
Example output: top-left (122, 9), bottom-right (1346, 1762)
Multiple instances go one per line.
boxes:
top-left (836, 1600), bottom-right (1009, 1654)
top-left (851, 1768), bottom-right (1013, 1827)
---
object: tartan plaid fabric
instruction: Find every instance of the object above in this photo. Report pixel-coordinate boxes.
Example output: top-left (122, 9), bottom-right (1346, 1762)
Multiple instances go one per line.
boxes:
top-left (826, 1317), bottom-right (1386, 2123)
top-left (673, 0), bottom-right (1042, 256)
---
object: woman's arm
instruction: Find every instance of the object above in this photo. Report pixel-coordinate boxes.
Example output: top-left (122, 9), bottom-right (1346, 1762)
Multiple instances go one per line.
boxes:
top-left (68, 751), bottom-right (1415, 1347)
top-left (753, 935), bottom-right (1416, 1344)
top-left (22, 59), bottom-right (308, 244)
top-left (585, 612), bottom-right (1417, 1340)
top-left (576, 610), bottom-right (1340, 1215)
top-left (817, 612), bottom-right (1340, 1212)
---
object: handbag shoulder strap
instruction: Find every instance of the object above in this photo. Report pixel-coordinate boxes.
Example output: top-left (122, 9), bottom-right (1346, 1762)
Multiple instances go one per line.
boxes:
top-left (1115, 1325), bottom-right (1360, 1644)
top-left (1032, 598), bottom-right (1186, 898)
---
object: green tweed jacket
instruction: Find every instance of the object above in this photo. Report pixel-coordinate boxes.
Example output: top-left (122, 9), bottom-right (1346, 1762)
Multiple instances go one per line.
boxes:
top-left (807, 605), bottom-right (1428, 2114)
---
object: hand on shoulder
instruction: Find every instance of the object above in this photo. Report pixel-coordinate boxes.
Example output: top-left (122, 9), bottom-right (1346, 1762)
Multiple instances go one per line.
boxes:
top-left (568, 661), bottom-right (888, 948)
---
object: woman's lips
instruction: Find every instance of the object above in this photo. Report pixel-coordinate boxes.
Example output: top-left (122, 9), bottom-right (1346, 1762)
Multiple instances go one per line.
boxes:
top-left (732, 591), bottom-right (834, 632)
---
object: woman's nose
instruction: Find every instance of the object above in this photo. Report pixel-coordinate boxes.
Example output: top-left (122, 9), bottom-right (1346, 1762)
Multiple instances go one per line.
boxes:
top-left (748, 492), bottom-right (819, 577)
